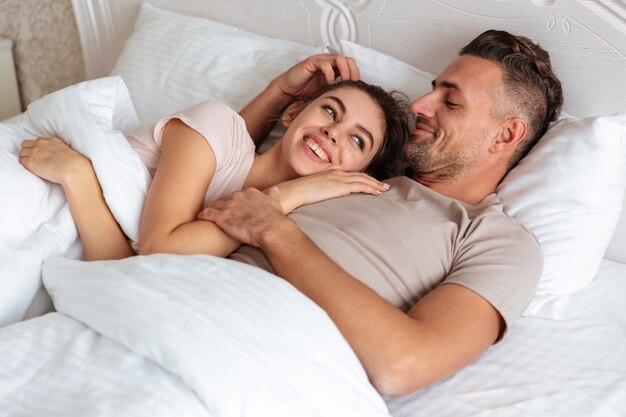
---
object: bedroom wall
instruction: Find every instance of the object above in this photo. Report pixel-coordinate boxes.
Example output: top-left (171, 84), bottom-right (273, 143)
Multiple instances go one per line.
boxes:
top-left (0, 0), bottom-right (85, 110)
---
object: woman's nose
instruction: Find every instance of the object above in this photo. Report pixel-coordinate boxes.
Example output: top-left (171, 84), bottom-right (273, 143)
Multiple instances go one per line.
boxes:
top-left (323, 126), bottom-right (338, 144)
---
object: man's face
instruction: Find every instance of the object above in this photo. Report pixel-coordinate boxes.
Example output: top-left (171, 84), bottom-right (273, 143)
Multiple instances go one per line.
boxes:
top-left (404, 55), bottom-right (505, 182)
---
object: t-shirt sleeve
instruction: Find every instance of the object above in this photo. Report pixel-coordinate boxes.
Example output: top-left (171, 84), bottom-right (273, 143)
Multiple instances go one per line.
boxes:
top-left (443, 214), bottom-right (543, 341)
top-left (152, 101), bottom-right (247, 169)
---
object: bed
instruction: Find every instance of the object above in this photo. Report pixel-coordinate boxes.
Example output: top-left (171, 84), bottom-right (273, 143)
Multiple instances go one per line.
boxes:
top-left (0, 0), bottom-right (625, 415)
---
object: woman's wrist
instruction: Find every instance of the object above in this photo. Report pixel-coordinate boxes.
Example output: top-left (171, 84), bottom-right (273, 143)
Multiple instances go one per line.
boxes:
top-left (60, 156), bottom-right (97, 191)
top-left (271, 181), bottom-right (300, 215)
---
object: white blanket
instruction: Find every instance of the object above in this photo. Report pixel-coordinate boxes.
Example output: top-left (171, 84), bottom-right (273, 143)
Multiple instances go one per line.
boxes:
top-left (0, 254), bottom-right (389, 416)
top-left (0, 77), bottom-right (150, 326)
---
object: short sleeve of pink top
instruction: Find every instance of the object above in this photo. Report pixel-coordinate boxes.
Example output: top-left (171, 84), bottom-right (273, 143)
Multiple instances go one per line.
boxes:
top-left (126, 101), bottom-right (256, 205)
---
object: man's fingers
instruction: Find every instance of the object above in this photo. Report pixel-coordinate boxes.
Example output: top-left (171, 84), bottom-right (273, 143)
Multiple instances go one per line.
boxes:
top-left (318, 60), bottom-right (338, 85)
top-left (334, 56), bottom-right (360, 81)
top-left (345, 57), bottom-right (360, 80)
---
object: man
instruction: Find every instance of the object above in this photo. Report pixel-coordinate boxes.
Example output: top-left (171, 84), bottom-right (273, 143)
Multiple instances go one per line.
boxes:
top-left (198, 30), bottom-right (563, 396)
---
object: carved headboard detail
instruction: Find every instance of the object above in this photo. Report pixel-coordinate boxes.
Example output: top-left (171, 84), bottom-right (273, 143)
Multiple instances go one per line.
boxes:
top-left (71, 0), bottom-right (626, 117)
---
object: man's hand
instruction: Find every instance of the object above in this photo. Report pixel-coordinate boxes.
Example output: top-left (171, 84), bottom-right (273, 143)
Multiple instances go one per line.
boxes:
top-left (197, 187), bottom-right (292, 247)
top-left (241, 54), bottom-right (360, 145)
top-left (273, 54), bottom-right (361, 102)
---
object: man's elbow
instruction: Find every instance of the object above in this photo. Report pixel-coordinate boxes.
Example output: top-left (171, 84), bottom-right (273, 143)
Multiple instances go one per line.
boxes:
top-left (370, 354), bottom-right (436, 397)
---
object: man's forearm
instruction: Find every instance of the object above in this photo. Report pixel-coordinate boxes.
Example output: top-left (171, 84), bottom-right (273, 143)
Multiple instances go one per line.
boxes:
top-left (199, 188), bottom-right (501, 396)
top-left (239, 80), bottom-right (293, 145)
top-left (258, 220), bottom-right (431, 395)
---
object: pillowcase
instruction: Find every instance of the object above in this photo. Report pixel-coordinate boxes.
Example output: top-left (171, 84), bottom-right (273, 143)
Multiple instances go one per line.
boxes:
top-left (335, 39), bottom-right (435, 100)
top-left (112, 2), bottom-right (324, 127)
top-left (497, 113), bottom-right (626, 319)
top-left (605, 179), bottom-right (626, 263)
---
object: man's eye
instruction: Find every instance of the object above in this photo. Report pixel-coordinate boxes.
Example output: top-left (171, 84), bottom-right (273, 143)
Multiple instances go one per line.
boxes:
top-left (323, 105), bottom-right (337, 120)
top-left (352, 135), bottom-right (364, 150)
top-left (446, 101), bottom-right (459, 109)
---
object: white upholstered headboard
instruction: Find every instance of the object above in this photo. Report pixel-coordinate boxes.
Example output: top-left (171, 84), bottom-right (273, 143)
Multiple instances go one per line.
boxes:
top-left (71, 0), bottom-right (626, 118)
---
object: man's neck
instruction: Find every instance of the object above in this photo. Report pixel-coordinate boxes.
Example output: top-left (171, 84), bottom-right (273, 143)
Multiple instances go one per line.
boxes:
top-left (412, 174), bottom-right (498, 205)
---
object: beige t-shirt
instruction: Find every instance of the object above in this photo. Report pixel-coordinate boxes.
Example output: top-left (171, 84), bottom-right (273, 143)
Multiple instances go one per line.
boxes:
top-left (230, 176), bottom-right (543, 338)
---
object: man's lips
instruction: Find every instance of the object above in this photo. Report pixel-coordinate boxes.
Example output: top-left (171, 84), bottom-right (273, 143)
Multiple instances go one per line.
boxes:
top-left (415, 122), bottom-right (434, 133)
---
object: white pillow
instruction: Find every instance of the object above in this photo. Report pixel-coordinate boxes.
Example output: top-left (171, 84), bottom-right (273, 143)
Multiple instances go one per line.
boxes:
top-left (497, 113), bottom-right (626, 319)
top-left (336, 40), bottom-right (435, 100)
top-left (605, 180), bottom-right (626, 263)
top-left (112, 2), bottom-right (324, 127)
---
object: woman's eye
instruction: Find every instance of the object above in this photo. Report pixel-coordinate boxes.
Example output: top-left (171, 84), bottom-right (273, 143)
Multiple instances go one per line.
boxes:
top-left (352, 135), bottom-right (364, 150)
top-left (323, 105), bottom-right (337, 121)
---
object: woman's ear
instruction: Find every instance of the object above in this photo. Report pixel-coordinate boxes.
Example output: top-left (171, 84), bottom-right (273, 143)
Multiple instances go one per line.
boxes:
top-left (281, 101), bottom-right (304, 127)
top-left (490, 117), bottom-right (527, 153)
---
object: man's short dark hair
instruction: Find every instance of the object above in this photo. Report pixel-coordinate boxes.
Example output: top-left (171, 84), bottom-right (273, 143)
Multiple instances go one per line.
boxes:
top-left (460, 30), bottom-right (563, 170)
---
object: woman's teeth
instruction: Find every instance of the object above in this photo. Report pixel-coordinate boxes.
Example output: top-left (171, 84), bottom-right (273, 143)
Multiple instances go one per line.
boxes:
top-left (305, 138), bottom-right (329, 162)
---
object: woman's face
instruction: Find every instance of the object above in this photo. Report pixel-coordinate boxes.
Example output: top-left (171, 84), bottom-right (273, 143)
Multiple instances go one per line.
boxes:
top-left (281, 86), bottom-right (385, 176)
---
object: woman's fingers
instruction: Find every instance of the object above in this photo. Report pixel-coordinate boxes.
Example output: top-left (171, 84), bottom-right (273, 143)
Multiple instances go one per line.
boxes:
top-left (323, 170), bottom-right (390, 192)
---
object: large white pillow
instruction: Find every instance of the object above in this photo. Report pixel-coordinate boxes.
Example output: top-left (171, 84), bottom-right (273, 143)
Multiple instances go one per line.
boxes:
top-left (498, 113), bottom-right (626, 319)
top-left (336, 39), bottom-right (434, 100)
top-left (112, 2), bottom-right (324, 127)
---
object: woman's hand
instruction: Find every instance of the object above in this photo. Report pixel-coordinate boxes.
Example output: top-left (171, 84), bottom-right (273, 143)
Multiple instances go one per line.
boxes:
top-left (274, 170), bottom-right (391, 214)
top-left (19, 137), bottom-right (92, 186)
top-left (272, 54), bottom-right (361, 102)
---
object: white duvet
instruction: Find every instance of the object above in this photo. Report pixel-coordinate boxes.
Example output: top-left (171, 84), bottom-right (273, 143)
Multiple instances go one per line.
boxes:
top-left (0, 254), bottom-right (389, 416)
top-left (0, 78), bottom-right (388, 415)
top-left (0, 76), bottom-right (150, 326)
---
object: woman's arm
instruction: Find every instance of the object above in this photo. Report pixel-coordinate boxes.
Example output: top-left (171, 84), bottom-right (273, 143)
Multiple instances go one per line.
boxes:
top-left (196, 171), bottom-right (390, 222)
top-left (271, 170), bottom-right (390, 214)
top-left (138, 119), bottom-right (241, 257)
top-left (19, 138), bottom-right (134, 260)
top-left (240, 54), bottom-right (360, 145)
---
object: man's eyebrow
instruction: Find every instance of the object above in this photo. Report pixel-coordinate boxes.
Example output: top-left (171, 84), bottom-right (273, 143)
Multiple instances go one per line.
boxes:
top-left (328, 95), bottom-right (374, 149)
top-left (432, 79), bottom-right (464, 95)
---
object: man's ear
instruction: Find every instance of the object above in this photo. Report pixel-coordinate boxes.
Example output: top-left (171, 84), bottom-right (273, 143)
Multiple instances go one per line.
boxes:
top-left (490, 117), bottom-right (527, 152)
top-left (281, 101), bottom-right (304, 127)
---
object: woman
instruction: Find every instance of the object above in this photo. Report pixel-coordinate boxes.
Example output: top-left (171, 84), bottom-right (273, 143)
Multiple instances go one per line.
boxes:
top-left (19, 60), bottom-right (409, 261)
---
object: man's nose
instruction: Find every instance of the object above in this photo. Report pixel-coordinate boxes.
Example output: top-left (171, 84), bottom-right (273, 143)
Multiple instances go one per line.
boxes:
top-left (410, 91), bottom-right (436, 118)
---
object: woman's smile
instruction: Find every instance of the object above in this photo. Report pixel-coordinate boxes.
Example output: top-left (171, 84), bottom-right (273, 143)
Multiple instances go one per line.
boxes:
top-left (303, 135), bottom-right (332, 163)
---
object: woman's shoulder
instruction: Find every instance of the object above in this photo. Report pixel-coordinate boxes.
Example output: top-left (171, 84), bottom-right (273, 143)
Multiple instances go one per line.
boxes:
top-left (178, 101), bottom-right (239, 120)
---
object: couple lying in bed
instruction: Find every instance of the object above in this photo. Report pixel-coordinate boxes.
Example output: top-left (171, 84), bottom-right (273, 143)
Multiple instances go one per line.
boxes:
top-left (18, 29), bottom-right (563, 396)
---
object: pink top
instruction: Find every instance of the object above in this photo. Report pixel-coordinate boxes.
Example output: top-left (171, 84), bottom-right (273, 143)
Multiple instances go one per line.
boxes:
top-left (126, 101), bottom-right (256, 205)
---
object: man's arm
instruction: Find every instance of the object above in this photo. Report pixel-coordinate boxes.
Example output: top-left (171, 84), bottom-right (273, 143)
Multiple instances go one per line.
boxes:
top-left (201, 188), bottom-right (502, 396)
top-left (239, 54), bottom-right (360, 145)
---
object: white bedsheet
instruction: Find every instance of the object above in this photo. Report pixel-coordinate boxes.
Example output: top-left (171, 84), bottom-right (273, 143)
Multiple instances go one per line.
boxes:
top-left (0, 77), bottom-right (150, 327)
top-left (0, 254), bottom-right (389, 416)
top-left (385, 258), bottom-right (626, 417)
